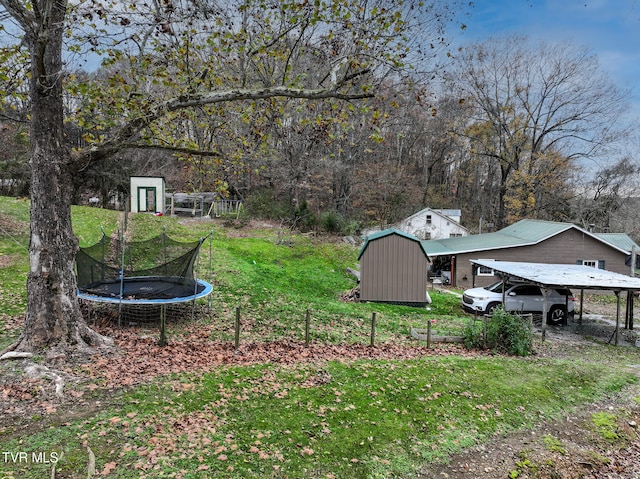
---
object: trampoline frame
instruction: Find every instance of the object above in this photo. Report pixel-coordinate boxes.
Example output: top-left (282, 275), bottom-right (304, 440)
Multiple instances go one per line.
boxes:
top-left (77, 278), bottom-right (213, 305)
top-left (76, 230), bottom-right (214, 344)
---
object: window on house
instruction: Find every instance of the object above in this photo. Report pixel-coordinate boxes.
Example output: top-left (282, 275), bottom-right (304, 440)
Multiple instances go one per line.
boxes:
top-left (449, 233), bottom-right (463, 238)
top-left (578, 259), bottom-right (605, 269)
top-left (477, 260), bottom-right (495, 276)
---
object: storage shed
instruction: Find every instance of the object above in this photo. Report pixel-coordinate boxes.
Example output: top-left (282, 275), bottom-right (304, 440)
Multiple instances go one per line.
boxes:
top-left (130, 176), bottom-right (165, 213)
top-left (358, 229), bottom-right (430, 306)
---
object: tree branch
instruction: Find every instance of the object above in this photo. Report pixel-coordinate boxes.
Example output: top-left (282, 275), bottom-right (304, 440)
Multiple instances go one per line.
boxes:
top-left (0, 0), bottom-right (36, 34)
top-left (73, 85), bottom-right (373, 166)
top-left (80, 142), bottom-right (225, 164)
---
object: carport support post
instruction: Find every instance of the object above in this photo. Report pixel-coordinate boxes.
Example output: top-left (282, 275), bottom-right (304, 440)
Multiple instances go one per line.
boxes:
top-left (541, 288), bottom-right (549, 342)
top-left (578, 289), bottom-right (584, 324)
top-left (501, 277), bottom-right (507, 305)
top-left (625, 291), bottom-right (634, 330)
top-left (630, 291), bottom-right (634, 330)
top-left (625, 291), bottom-right (631, 329)
top-left (615, 291), bottom-right (621, 346)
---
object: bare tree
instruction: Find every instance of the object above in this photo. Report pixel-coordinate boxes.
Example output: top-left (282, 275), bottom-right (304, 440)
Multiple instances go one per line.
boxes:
top-left (574, 157), bottom-right (638, 232)
top-left (451, 35), bottom-right (629, 228)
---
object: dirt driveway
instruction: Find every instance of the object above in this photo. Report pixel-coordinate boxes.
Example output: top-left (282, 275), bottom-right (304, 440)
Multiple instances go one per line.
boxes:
top-left (421, 293), bottom-right (640, 479)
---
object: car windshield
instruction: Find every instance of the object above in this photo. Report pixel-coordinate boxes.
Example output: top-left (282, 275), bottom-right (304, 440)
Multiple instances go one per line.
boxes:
top-left (484, 281), bottom-right (514, 293)
top-left (483, 282), bottom-right (573, 299)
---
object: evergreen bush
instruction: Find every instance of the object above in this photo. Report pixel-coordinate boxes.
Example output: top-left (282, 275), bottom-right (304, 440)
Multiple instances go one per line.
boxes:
top-left (320, 210), bottom-right (344, 233)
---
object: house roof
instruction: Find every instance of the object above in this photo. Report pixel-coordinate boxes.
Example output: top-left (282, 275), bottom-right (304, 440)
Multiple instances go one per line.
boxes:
top-left (593, 233), bottom-right (639, 253)
top-left (433, 209), bottom-right (462, 218)
top-left (422, 219), bottom-right (637, 257)
top-left (358, 228), bottom-right (430, 260)
top-left (401, 207), bottom-right (468, 229)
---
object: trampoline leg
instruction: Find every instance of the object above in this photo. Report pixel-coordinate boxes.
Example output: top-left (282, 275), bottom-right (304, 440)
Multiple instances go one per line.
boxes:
top-left (159, 304), bottom-right (167, 347)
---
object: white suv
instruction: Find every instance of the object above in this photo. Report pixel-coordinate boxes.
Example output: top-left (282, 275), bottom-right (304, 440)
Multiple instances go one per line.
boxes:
top-left (462, 281), bottom-right (575, 325)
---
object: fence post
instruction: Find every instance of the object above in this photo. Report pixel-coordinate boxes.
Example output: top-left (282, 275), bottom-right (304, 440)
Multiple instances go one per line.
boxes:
top-left (234, 306), bottom-right (241, 350)
top-left (370, 312), bottom-right (377, 347)
top-left (305, 309), bottom-right (311, 347)
top-left (159, 304), bottom-right (167, 347)
top-left (482, 316), bottom-right (487, 349)
top-left (426, 320), bottom-right (431, 348)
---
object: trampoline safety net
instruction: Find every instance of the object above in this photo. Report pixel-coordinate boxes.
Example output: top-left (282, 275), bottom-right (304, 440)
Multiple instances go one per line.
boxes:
top-left (76, 232), bottom-right (205, 300)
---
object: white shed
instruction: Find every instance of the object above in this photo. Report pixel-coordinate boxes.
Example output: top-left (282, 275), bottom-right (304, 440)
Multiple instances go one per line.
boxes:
top-left (130, 176), bottom-right (165, 213)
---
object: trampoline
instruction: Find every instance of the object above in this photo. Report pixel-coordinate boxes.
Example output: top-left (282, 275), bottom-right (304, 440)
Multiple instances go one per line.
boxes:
top-left (77, 276), bottom-right (213, 304)
top-left (76, 230), bottom-right (213, 342)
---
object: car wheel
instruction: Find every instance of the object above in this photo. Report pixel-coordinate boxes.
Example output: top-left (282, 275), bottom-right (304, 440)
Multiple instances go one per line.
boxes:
top-left (547, 305), bottom-right (566, 325)
top-left (486, 302), bottom-right (501, 315)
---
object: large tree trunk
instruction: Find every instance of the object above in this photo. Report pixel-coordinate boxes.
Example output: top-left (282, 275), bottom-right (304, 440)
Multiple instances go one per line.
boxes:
top-left (10, 0), bottom-right (111, 354)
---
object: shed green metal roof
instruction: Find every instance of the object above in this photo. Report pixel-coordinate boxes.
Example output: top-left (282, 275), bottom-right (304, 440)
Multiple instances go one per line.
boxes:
top-left (422, 219), bottom-right (636, 257)
top-left (358, 228), bottom-right (430, 260)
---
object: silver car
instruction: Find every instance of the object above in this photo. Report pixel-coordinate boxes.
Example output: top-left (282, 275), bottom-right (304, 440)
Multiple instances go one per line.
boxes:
top-left (462, 281), bottom-right (575, 325)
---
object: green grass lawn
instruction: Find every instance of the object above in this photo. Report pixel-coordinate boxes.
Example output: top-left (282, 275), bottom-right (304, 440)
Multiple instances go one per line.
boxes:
top-left (93, 209), bottom-right (464, 345)
top-left (1, 354), bottom-right (637, 478)
top-left (0, 197), bottom-right (120, 348)
top-left (1, 197), bottom-right (640, 478)
top-left (0, 198), bottom-right (30, 321)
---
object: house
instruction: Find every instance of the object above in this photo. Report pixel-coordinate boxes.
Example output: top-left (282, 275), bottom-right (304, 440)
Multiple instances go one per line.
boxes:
top-left (364, 208), bottom-right (470, 240)
top-left (358, 229), bottom-right (431, 306)
top-left (422, 219), bottom-right (639, 288)
top-left (130, 176), bottom-right (165, 213)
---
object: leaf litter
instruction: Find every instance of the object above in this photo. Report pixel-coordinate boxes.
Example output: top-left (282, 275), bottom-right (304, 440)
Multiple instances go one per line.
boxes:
top-left (2, 300), bottom-right (640, 478)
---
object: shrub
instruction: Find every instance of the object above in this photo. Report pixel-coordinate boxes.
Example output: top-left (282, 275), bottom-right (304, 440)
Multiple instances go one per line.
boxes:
top-left (463, 319), bottom-right (485, 350)
top-left (294, 200), bottom-right (317, 232)
top-left (320, 210), bottom-right (344, 233)
top-left (244, 190), bottom-right (291, 220)
top-left (464, 307), bottom-right (533, 356)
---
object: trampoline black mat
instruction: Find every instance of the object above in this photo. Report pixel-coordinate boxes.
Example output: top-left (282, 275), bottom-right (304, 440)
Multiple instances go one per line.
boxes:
top-left (79, 276), bottom-right (206, 300)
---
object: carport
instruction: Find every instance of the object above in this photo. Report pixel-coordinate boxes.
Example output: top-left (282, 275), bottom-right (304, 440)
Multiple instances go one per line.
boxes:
top-left (470, 260), bottom-right (640, 345)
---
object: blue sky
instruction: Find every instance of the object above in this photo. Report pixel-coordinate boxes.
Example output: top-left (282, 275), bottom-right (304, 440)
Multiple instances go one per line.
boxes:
top-left (452, 0), bottom-right (640, 122)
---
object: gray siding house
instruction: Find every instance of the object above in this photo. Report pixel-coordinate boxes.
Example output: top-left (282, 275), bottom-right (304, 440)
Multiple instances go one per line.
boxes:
top-left (358, 229), bottom-right (430, 306)
top-left (422, 219), bottom-right (638, 288)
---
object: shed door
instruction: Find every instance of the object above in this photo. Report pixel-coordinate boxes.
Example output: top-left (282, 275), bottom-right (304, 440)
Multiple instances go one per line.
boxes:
top-left (138, 187), bottom-right (156, 212)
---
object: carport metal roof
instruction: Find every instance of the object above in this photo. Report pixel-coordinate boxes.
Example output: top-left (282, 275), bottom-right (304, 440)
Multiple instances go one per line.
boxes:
top-left (470, 260), bottom-right (640, 345)
top-left (470, 260), bottom-right (640, 291)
